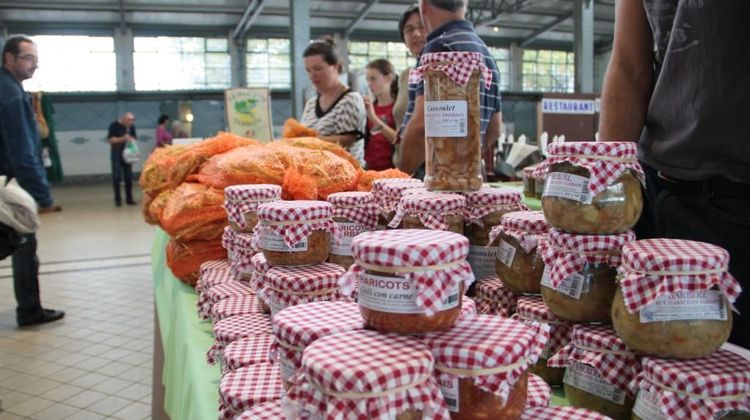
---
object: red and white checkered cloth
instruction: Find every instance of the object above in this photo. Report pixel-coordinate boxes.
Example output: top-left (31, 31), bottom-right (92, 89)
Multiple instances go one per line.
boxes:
top-left (629, 350), bottom-right (750, 420)
top-left (235, 401), bottom-right (284, 420)
top-left (327, 191), bottom-right (379, 230)
top-left (401, 186), bottom-right (429, 197)
top-left (540, 229), bottom-right (635, 288)
top-left (197, 281), bottom-right (255, 320)
top-left (474, 297), bottom-right (494, 315)
top-left (459, 296), bottom-right (476, 319)
top-left (373, 180), bottom-right (425, 213)
top-left (527, 373), bottom-right (551, 408)
top-left (252, 200), bottom-right (339, 250)
top-left (339, 229), bottom-right (475, 316)
top-left (222, 334), bottom-right (275, 375)
top-left (211, 295), bottom-right (262, 323)
top-left (463, 187), bottom-right (527, 227)
top-left (222, 226), bottom-right (237, 251)
top-left (219, 363), bottom-right (284, 418)
top-left (618, 238), bottom-right (741, 313)
top-left (389, 192), bottom-right (466, 230)
top-left (257, 263), bottom-right (344, 309)
top-left (531, 141), bottom-right (645, 197)
top-left (423, 314), bottom-right (549, 405)
top-left (410, 51), bottom-right (493, 90)
top-left (223, 184), bottom-right (282, 230)
top-left (287, 329), bottom-right (450, 420)
top-left (249, 252), bottom-right (271, 290)
top-left (229, 233), bottom-right (257, 279)
top-left (196, 260), bottom-right (232, 294)
top-left (488, 211), bottom-right (548, 252)
top-left (207, 314), bottom-right (273, 365)
top-left (521, 406), bottom-right (614, 420)
top-left (548, 324), bottom-right (638, 397)
top-left (516, 296), bottom-right (571, 359)
top-left (475, 276), bottom-right (518, 317)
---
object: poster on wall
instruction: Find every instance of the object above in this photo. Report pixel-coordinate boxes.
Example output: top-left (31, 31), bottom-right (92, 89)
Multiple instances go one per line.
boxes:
top-left (225, 88), bottom-right (273, 142)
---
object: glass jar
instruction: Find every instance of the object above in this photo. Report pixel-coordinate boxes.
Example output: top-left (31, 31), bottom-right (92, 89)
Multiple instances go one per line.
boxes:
top-left (534, 176), bottom-right (544, 200)
top-left (224, 184), bottom-right (282, 233)
top-left (219, 364), bottom-right (284, 419)
top-left (259, 263), bottom-right (345, 317)
top-left (327, 192), bottom-right (378, 270)
top-left (542, 263), bottom-right (617, 323)
top-left (249, 252), bottom-right (271, 314)
top-left (523, 167), bottom-right (536, 198)
top-left (490, 211), bottom-right (549, 294)
top-left (372, 179), bottom-right (424, 229)
top-left (390, 192), bottom-right (466, 233)
top-left (474, 276), bottom-right (518, 317)
top-left (516, 295), bottom-right (571, 387)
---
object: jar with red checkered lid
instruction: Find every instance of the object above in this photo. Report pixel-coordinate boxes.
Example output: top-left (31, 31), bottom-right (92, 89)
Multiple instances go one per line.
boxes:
top-left (207, 314), bottom-right (272, 366)
top-left (196, 281), bottom-right (254, 320)
top-left (249, 252), bottom-right (272, 314)
top-left (326, 191), bottom-right (379, 269)
top-left (523, 166), bottom-right (537, 198)
top-left (258, 262), bottom-right (346, 317)
top-left (285, 329), bottom-right (451, 419)
top-left (339, 229), bottom-right (475, 334)
top-left (464, 188), bottom-right (528, 284)
top-left (474, 275), bottom-right (518, 317)
top-left (612, 239), bottom-right (741, 359)
top-left (196, 260), bottom-right (232, 294)
top-left (629, 349), bottom-right (750, 420)
top-left (224, 184), bottom-right (282, 232)
top-left (222, 225), bottom-right (237, 261)
top-left (211, 294), bottom-right (262, 324)
top-left (221, 334), bottom-right (274, 375)
top-left (488, 210), bottom-right (549, 293)
top-left (229, 232), bottom-right (256, 282)
top-left (389, 191), bottom-right (467, 233)
top-left (459, 296), bottom-right (477, 319)
top-left (521, 406), bottom-right (614, 420)
top-left (540, 228), bottom-right (636, 323)
top-left (422, 314), bottom-right (550, 419)
top-left (236, 401), bottom-right (284, 420)
top-left (527, 373), bottom-right (552, 408)
top-left (371, 178), bottom-right (423, 229)
top-left (219, 363), bottom-right (284, 420)
top-left (270, 301), bottom-right (364, 390)
top-left (548, 324), bottom-right (639, 420)
top-left (532, 141), bottom-right (644, 234)
top-left (516, 295), bottom-right (571, 386)
top-left (253, 200), bottom-right (338, 267)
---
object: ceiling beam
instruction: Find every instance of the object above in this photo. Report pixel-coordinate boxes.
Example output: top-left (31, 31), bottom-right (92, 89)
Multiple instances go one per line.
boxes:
top-left (344, 0), bottom-right (381, 38)
top-left (519, 12), bottom-right (572, 47)
top-left (232, 0), bottom-right (266, 40)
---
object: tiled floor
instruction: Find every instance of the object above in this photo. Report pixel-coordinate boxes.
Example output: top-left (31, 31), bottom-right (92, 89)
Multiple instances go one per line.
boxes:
top-left (0, 183), bottom-right (157, 420)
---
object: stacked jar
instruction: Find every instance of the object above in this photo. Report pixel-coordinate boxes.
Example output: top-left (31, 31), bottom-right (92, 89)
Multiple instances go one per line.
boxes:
top-left (474, 276), bottom-right (518, 317)
top-left (516, 295), bottom-right (572, 387)
top-left (370, 178), bottom-right (423, 229)
top-left (326, 191), bottom-right (379, 269)
top-left (488, 210), bottom-right (549, 294)
top-left (388, 191), bottom-right (466, 233)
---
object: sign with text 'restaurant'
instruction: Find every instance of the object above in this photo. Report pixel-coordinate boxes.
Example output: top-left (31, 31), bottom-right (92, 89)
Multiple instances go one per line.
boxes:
top-left (542, 99), bottom-right (595, 115)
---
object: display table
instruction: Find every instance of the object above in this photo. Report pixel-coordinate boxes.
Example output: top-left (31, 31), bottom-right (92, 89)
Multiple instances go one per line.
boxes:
top-left (488, 181), bottom-right (541, 210)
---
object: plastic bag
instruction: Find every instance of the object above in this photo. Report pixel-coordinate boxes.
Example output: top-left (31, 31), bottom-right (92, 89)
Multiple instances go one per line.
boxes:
top-left (160, 183), bottom-right (227, 241)
top-left (122, 140), bottom-right (141, 164)
top-left (0, 176), bottom-right (40, 234)
top-left (166, 238), bottom-right (226, 285)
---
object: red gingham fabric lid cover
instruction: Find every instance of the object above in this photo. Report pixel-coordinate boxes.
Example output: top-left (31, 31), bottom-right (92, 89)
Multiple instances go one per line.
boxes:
top-left (475, 276), bottom-right (517, 313)
top-left (548, 324), bottom-right (638, 396)
top-left (196, 260), bottom-right (232, 293)
top-left (229, 234), bottom-right (257, 277)
top-left (628, 349), bottom-right (750, 420)
top-left (388, 192), bottom-right (466, 230)
top-left (224, 184), bottom-right (282, 229)
top-left (219, 363), bottom-right (284, 414)
top-left (423, 315), bottom-right (549, 404)
top-left (522, 406), bottom-right (614, 420)
top-left (459, 296), bottom-right (476, 319)
top-left (339, 229), bottom-right (474, 316)
top-left (211, 294), bottom-right (261, 323)
top-left (222, 226), bottom-right (236, 251)
top-left (374, 180), bottom-right (425, 212)
top-left (531, 141), bottom-right (645, 197)
top-left (410, 51), bottom-right (493, 89)
top-left (252, 200), bottom-right (338, 249)
top-left (618, 238), bottom-right (741, 313)
top-left (207, 314), bottom-right (273, 364)
top-left (197, 281), bottom-right (254, 320)
top-left (257, 263), bottom-right (344, 308)
top-left (515, 295), bottom-right (572, 359)
top-left (541, 229), bottom-right (635, 288)
top-left (327, 191), bottom-right (379, 229)
top-left (222, 334), bottom-right (275, 374)
top-left (527, 373), bottom-right (552, 408)
top-left (463, 188), bottom-right (527, 226)
top-left (236, 401), bottom-right (284, 420)
top-left (287, 329), bottom-right (450, 420)
top-left (488, 211), bottom-right (548, 252)
top-left (249, 252), bottom-right (271, 290)
top-left (474, 297), bottom-right (494, 315)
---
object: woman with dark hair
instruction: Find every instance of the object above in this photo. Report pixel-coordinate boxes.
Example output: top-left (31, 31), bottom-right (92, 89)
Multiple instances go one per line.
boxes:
top-left (363, 59), bottom-right (398, 170)
top-left (300, 40), bottom-right (366, 166)
top-left (155, 114), bottom-right (172, 148)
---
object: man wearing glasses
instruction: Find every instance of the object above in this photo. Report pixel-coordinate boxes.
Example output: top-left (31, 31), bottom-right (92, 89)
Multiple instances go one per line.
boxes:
top-left (0, 35), bottom-right (65, 327)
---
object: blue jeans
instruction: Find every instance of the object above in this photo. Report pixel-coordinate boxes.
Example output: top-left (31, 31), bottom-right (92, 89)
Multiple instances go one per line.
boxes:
top-left (111, 156), bottom-right (133, 204)
top-left (12, 233), bottom-right (42, 321)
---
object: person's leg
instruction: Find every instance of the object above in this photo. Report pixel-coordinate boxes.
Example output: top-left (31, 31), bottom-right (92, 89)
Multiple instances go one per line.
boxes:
top-left (124, 161), bottom-right (134, 204)
top-left (112, 157), bottom-right (122, 205)
top-left (13, 233), bottom-right (42, 322)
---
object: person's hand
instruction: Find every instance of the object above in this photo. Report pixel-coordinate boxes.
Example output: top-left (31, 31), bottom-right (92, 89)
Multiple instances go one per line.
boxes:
top-left (363, 96), bottom-right (376, 120)
top-left (39, 205), bottom-right (62, 214)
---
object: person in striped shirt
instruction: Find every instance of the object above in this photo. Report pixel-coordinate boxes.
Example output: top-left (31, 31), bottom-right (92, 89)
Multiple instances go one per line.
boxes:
top-left (398, 0), bottom-right (502, 179)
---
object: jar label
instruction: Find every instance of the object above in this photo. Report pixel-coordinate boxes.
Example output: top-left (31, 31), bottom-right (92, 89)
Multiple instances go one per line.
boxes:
top-left (541, 266), bottom-right (589, 299)
top-left (330, 222), bottom-right (366, 256)
top-left (467, 245), bottom-right (498, 281)
top-left (543, 172), bottom-right (592, 204)
top-left (260, 232), bottom-right (308, 252)
top-left (639, 290), bottom-right (728, 323)
top-left (563, 361), bottom-right (626, 405)
top-left (437, 376), bottom-right (460, 412)
top-left (278, 352), bottom-right (298, 381)
top-left (358, 273), bottom-right (460, 314)
top-left (497, 239), bottom-right (517, 267)
top-left (633, 388), bottom-right (667, 420)
top-left (425, 100), bottom-right (468, 138)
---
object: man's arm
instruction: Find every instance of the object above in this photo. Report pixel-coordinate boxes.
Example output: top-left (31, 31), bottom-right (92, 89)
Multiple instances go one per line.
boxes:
top-left (107, 123), bottom-right (129, 145)
top-left (599, 0), bottom-right (654, 141)
top-left (398, 94), bottom-right (425, 175)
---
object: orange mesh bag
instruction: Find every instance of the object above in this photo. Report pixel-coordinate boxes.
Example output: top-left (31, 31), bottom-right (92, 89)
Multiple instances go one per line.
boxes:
top-left (276, 136), bottom-right (362, 170)
top-left (166, 238), bottom-right (226, 285)
top-left (282, 148), bottom-right (359, 200)
top-left (139, 145), bottom-right (190, 196)
top-left (160, 183), bottom-right (227, 241)
top-left (356, 168), bottom-right (412, 192)
top-left (142, 191), bottom-right (158, 225)
top-left (196, 145), bottom-right (298, 189)
top-left (148, 189), bottom-right (174, 227)
top-left (281, 118), bottom-right (318, 138)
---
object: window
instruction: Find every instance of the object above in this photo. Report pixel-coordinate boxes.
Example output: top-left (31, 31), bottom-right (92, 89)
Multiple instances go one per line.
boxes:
top-left (133, 36), bottom-right (230, 90)
top-left (522, 49), bottom-right (574, 93)
top-left (348, 41), bottom-right (413, 74)
top-left (246, 38), bottom-right (291, 89)
top-left (489, 47), bottom-right (511, 91)
top-left (22, 36), bottom-right (116, 92)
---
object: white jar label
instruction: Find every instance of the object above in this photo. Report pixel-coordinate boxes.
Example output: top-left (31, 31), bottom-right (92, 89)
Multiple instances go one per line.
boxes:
top-left (639, 290), bottom-right (728, 323)
top-left (358, 274), bottom-right (460, 314)
top-left (467, 245), bottom-right (498, 281)
top-left (497, 239), bottom-right (517, 267)
top-left (437, 376), bottom-right (460, 412)
top-left (563, 361), bottom-right (626, 405)
top-left (330, 222), bottom-right (366, 256)
top-left (260, 232), bottom-right (308, 253)
top-left (541, 266), bottom-right (589, 299)
top-left (543, 172), bottom-right (593, 204)
top-left (633, 388), bottom-right (667, 420)
top-left (278, 352), bottom-right (299, 382)
top-left (425, 100), bottom-right (468, 138)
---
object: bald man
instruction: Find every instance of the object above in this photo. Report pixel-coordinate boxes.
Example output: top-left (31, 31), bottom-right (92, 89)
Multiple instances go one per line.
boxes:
top-left (107, 112), bottom-right (137, 206)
